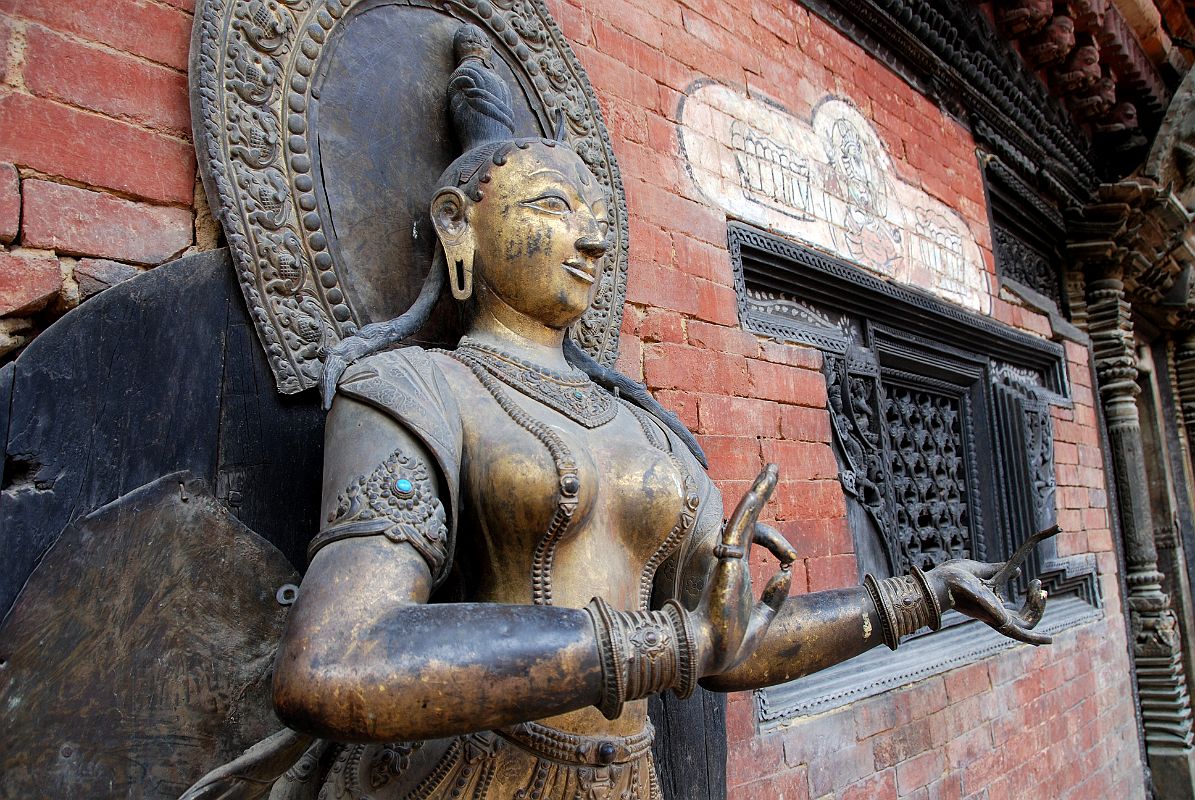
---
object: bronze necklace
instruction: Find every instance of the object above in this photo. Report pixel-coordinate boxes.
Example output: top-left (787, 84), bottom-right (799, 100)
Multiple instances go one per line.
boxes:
top-left (454, 336), bottom-right (618, 429)
top-left (451, 345), bottom-right (581, 606)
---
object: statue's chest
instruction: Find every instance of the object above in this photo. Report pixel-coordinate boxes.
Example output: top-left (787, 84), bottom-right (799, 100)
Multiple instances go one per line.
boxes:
top-left (458, 393), bottom-right (698, 610)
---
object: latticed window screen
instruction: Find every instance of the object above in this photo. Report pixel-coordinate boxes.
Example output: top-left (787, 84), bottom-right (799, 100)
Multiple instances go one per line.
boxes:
top-left (731, 225), bottom-right (1100, 723)
top-left (731, 226), bottom-right (1063, 594)
top-left (820, 338), bottom-right (994, 578)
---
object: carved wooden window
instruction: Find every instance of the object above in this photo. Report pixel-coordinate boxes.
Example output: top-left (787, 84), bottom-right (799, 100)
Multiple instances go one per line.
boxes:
top-left (730, 222), bottom-right (1098, 598)
top-left (818, 325), bottom-right (987, 578)
top-left (732, 223), bottom-right (1101, 726)
top-left (986, 159), bottom-right (1068, 312)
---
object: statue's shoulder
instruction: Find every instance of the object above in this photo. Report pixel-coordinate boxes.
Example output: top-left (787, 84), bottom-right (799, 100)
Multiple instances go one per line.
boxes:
top-left (336, 346), bottom-right (464, 467)
top-left (338, 347), bottom-right (457, 407)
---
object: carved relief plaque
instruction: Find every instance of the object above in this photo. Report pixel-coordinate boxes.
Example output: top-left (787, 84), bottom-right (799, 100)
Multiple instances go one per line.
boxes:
top-left (680, 83), bottom-right (992, 314)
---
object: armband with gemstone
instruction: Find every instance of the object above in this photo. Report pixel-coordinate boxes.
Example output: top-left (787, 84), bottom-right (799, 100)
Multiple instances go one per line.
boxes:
top-left (584, 596), bottom-right (698, 720)
top-left (863, 566), bottom-right (942, 650)
top-left (309, 448), bottom-right (449, 580)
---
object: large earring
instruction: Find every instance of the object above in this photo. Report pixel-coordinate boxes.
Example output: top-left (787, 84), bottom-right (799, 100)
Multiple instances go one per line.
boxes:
top-left (444, 241), bottom-right (473, 300)
top-left (430, 188), bottom-right (474, 301)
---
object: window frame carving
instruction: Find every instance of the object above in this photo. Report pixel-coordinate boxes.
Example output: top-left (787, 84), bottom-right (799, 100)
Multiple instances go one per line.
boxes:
top-left (729, 222), bottom-right (1102, 727)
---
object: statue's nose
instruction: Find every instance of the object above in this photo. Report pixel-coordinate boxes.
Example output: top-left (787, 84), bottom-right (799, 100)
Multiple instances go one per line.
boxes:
top-left (575, 234), bottom-right (609, 259)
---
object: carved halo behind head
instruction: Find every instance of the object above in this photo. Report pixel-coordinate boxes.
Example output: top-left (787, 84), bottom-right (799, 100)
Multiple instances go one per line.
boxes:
top-left (190, 0), bottom-right (630, 394)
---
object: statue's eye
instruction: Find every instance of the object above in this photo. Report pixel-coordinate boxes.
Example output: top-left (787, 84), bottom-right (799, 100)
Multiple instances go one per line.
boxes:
top-left (523, 194), bottom-right (571, 214)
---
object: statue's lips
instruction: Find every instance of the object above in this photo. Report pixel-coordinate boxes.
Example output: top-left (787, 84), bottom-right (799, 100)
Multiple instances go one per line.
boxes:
top-left (562, 259), bottom-right (596, 284)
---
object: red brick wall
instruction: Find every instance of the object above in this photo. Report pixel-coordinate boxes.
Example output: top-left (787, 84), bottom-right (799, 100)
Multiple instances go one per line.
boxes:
top-left (548, 0), bottom-right (1145, 797)
top-left (0, 0), bottom-right (1145, 797)
top-left (0, 0), bottom-right (211, 355)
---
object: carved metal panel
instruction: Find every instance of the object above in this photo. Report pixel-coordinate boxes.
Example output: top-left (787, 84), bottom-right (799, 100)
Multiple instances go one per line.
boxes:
top-left (882, 381), bottom-right (974, 570)
top-left (730, 224), bottom-right (1090, 587)
top-left (993, 224), bottom-right (1063, 307)
top-left (192, 0), bottom-right (629, 393)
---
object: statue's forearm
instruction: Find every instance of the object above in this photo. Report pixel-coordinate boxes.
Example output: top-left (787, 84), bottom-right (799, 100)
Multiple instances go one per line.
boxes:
top-left (699, 588), bottom-right (885, 692)
top-left (274, 601), bottom-right (607, 742)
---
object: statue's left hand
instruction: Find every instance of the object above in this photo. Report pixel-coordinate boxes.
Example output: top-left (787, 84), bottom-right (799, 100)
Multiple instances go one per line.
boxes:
top-left (922, 559), bottom-right (1051, 646)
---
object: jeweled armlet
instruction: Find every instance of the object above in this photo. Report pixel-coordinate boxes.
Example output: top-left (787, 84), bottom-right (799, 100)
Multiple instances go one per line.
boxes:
top-left (309, 448), bottom-right (449, 579)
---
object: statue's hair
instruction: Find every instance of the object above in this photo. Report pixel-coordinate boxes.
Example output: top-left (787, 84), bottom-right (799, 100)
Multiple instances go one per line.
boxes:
top-left (318, 24), bottom-right (706, 467)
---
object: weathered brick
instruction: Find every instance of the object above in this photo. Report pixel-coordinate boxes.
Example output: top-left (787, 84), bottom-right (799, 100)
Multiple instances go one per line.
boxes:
top-left (0, 13), bottom-right (11, 85)
top-left (807, 738), bottom-right (873, 796)
top-left (0, 249), bottom-right (60, 315)
top-left (728, 766), bottom-right (809, 800)
top-left (24, 25), bottom-right (191, 136)
top-left (873, 717), bottom-right (934, 769)
top-left (759, 341), bottom-right (823, 370)
top-left (760, 438), bottom-right (838, 480)
top-left (747, 358), bottom-right (828, 407)
top-left (637, 307), bottom-right (684, 343)
top-left (0, 0), bottom-right (191, 71)
top-left (643, 342), bottom-right (748, 393)
top-left (699, 434), bottom-right (763, 481)
top-left (0, 92), bottom-right (196, 204)
top-left (897, 749), bottom-right (945, 794)
top-left (771, 479), bottom-right (845, 520)
top-left (614, 332), bottom-right (643, 382)
top-left (779, 405), bottom-right (832, 443)
top-left (0, 161), bottom-right (17, 244)
top-left (21, 180), bottom-right (191, 265)
top-left (697, 394), bottom-right (780, 437)
top-left (627, 177), bottom-right (728, 246)
top-left (841, 768), bottom-right (896, 800)
top-left (674, 234), bottom-right (732, 284)
top-left (650, 389), bottom-right (698, 432)
top-left (688, 320), bottom-right (761, 358)
top-left (944, 722), bottom-right (994, 770)
top-left (726, 733), bottom-right (787, 790)
top-left (944, 661), bottom-right (992, 703)
top-left (805, 553), bottom-right (856, 591)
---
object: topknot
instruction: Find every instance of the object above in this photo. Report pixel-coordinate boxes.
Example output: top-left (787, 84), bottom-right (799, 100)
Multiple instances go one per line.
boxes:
top-left (453, 23), bottom-right (493, 63)
top-left (448, 24), bottom-right (516, 153)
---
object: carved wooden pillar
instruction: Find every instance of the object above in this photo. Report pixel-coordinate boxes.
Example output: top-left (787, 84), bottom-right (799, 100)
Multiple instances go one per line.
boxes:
top-left (1089, 269), bottom-right (1195, 795)
top-left (1178, 335), bottom-right (1195, 468)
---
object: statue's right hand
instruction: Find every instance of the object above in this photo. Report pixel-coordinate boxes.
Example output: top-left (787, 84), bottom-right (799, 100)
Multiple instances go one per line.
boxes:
top-left (693, 464), bottom-right (795, 677)
top-left (320, 350), bottom-right (349, 410)
top-left (319, 323), bottom-right (390, 409)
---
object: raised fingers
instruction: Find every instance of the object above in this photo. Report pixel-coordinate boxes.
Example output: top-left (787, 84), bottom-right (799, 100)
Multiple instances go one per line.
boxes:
top-left (1015, 579), bottom-right (1047, 629)
top-left (753, 522), bottom-right (798, 569)
top-left (722, 465), bottom-right (778, 555)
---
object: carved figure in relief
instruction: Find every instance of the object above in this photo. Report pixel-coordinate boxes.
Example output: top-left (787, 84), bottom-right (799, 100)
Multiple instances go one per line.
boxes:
top-left (1053, 40), bottom-right (1101, 94)
top-left (1072, 71), bottom-right (1118, 121)
top-left (996, 0), bottom-right (1053, 38)
top-left (181, 23), bottom-right (1055, 800)
top-left (1022, 15), bottom-right (1076, 70)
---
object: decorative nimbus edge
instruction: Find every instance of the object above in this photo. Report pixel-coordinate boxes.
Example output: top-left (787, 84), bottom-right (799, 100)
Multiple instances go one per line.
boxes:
top-left (191, 0), bottom-right (629, 394)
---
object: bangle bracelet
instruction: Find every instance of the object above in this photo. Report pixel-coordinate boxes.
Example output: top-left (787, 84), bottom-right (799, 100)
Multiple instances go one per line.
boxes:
top-left (863, 569), bottom-right (943, 650)
top-left (584, 597), bottom-right (699, 720)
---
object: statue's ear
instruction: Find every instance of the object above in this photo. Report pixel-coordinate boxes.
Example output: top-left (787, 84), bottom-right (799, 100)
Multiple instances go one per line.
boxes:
top-left (430, 187), bottom-right (470, 240)
top-left (430, 187), bottom-right (474, 300)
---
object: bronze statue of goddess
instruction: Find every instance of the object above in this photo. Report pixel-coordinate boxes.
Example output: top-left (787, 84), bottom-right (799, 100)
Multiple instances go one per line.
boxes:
top-left (185, 24), bottom-right (1049, 800)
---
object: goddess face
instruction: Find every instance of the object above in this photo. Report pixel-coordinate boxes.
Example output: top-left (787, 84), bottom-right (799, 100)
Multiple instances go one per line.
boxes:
top-left (433, 142), bottom-right (611, 330)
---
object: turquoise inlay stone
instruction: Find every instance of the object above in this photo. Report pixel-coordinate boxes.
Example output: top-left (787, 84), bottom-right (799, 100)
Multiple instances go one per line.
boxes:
top-left (573, 389), bottom-right (584, 399)
top-left (395, 478), bottom-right (414, 495)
